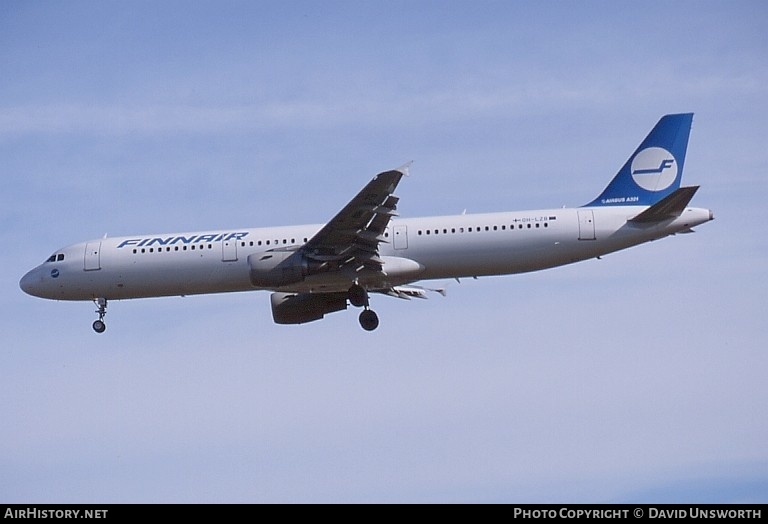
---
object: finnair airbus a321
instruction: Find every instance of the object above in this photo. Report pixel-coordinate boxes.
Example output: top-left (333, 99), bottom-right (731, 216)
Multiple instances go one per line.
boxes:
top-left (20, 113), bottom-right (713, 332)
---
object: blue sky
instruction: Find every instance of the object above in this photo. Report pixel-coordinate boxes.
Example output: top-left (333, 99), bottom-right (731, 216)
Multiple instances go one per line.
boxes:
top-left (2, 0), bottom-right (767, 502)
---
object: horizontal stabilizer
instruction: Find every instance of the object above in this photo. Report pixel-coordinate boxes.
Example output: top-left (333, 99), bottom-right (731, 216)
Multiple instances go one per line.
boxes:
top-left (629, 186), bottom-right (699, 223)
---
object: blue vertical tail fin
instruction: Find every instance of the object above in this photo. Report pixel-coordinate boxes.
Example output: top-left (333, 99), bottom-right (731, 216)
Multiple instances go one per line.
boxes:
top-left (585, 113), bottom-right (693, 207)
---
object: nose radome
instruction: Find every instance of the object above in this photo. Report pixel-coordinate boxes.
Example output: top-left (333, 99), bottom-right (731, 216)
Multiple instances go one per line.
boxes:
top-left (19, 268), bottom-right (42, 297)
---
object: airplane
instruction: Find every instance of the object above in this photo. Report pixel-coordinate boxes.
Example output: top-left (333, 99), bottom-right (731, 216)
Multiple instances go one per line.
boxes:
top-left (20, 113), bottom-right (713, 333)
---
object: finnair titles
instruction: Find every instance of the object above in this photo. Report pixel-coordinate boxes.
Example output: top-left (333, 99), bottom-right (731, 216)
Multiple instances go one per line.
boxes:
top-left (116, 232), bottom-right (250, 249)
top-left (20, 114), bottom-right (713, 332)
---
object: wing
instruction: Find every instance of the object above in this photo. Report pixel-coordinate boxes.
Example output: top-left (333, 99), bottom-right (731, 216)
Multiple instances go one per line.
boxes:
top-left (302, 164), bottom-right (409, 274)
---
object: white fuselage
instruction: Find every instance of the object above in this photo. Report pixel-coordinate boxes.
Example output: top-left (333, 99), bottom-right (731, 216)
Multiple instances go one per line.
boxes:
top-left (19, 205), bottom-right (713, 302)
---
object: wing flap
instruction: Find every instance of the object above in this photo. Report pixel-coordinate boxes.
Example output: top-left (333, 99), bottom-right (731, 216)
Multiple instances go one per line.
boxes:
top-left (302, 166), bottom-right (407, 275)
top-left (376, 285), bottom-right (447, 300)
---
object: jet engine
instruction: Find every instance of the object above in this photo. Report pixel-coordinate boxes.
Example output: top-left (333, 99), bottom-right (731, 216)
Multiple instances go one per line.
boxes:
top-left (270, 292), bottom-right (347, 324)
top-left (248, 250), bottom-right (309, 287)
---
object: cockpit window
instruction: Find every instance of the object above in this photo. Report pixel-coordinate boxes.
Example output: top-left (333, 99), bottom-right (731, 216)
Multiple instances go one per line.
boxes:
top-left (57, 254), bottom-right (65, 261)
top-left (46, 254), bottom-right (65, 263)
top-left (46, 255), bottom-right (56, 263)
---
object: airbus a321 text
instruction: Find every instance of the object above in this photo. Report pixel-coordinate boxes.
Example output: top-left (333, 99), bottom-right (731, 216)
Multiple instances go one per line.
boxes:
top-left (20, 114), bottom-right (713, 332)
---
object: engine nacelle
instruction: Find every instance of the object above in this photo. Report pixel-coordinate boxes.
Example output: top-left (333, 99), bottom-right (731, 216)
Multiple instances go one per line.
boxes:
top-left (270, 292), bottom-right (347, 325)
top-left (248, 250), bottom-right (308, 288)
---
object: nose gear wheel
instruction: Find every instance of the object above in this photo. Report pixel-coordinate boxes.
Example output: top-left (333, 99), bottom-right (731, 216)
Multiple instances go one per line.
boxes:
top-left (92, 298), bottom-right (107, 333)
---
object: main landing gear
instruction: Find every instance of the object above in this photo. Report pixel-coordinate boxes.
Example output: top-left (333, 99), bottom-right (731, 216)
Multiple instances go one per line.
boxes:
top-left (92, 298), bottom-right (107, 333)
top-left (349, 284), bottom-right (379, 331)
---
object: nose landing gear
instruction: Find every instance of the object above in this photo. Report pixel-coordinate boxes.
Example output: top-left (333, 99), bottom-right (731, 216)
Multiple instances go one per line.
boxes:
top-left (349, 284), bottom-right (379, 331)
top-left (92, 298), bottom-right (107, 333)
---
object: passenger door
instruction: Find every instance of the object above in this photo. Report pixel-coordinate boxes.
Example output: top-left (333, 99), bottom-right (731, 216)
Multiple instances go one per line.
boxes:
top-left (84, 242), bottom-right (101, 271)
top-left (393, 225), bottom-right (408, 250)
top-left (577, 210), bottom-right (596, 241)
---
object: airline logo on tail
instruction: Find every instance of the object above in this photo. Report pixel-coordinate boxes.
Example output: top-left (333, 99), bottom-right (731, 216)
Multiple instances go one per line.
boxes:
top-left (630, 147), bottom-right (677, 191)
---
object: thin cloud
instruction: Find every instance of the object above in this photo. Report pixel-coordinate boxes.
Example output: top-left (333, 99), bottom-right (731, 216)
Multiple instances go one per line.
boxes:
top-left (2, 70), bottom-right (763, 138)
